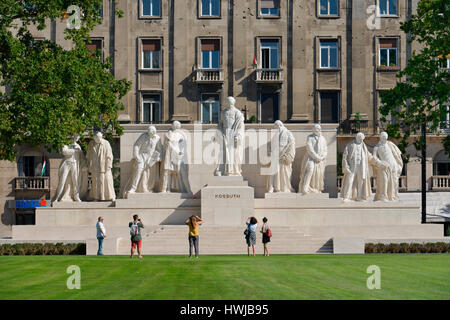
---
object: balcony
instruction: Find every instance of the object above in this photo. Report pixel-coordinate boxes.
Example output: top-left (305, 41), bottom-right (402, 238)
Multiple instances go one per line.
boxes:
top-left (255, 68), bottom-right (284, 83)
top-left (15, 177), bottom-right (50, 191)
top-left (195, 68), bottom-right (224, 83)
top-left (431, 176), bottom-right (450, 191)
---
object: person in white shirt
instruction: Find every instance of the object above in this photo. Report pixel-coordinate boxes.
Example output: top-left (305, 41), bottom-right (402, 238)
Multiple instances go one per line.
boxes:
top-left (96, 217), bottom-right (106, 255)
top-left (245, 217), bottom-right (258, 257)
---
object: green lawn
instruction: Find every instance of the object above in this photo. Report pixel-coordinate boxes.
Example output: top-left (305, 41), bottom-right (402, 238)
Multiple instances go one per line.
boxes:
top-left (0, 254), bottom-right (449, 300)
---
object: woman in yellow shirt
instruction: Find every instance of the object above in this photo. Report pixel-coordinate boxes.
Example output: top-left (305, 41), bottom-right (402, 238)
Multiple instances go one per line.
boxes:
top-left (185, 215), bottom-right (203, 258)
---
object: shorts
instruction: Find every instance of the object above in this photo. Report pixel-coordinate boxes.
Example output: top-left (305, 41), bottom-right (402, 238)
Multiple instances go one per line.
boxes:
top-left (131, 240), bottom-right (142, 250)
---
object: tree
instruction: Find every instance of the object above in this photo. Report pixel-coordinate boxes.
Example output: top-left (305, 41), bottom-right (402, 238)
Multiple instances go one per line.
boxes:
top-left (0, 0), bottom-right (131, 161)
top-left (379, 0), bottom-right (450, 156)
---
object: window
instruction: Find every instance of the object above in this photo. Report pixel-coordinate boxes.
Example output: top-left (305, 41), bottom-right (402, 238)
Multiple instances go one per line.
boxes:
top-left (17, 155), bottom-right (49, 177)
top-left (142, 39), bottom-right (161, 69)
top-left (201, 0), bottom-right (220, 17)
top-left (142, 94), bottom-right (161, 123)
top-left (260, 0), bottom-right (280, 16)
top-left (433, 150), bottom-right (450, 176)
top-left (201, 39), bottom-right (220, 69)
top-left (98, 1), bottom-right (103, 18)
top-left (85, 39), bottom-right (103, 61)
top-left (440, 54), bottom-right (450, 69)
top-left (320, 92), bottom-right (339, 123)
top-left (378, 0), bottom-right (397, 16)
top-left (379, 38), bottom-right (398, 67)
top-left (319, 0), bottom-right (338, 16)
top-left (260, 40), bottom-right (279, 69)
top-left (320, 40), bottom-right (338, 68)
top-left (201, 94), bottom-right (220, 124)
top-left (260, 93), bottom-right (280, 123)
top-left (141, 0), bottom-right (161, 17)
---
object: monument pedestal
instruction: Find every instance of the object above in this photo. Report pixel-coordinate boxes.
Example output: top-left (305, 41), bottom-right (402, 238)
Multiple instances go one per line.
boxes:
top-left (264, 192), bottom-right (330, 199)
top-left (201, 176), bottom-right (254, 226)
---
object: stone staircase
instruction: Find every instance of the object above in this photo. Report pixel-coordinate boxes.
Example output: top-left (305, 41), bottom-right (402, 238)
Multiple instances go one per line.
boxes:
top-left (398, 192), bottom-right (450, 222)
top-left (116, 226), bottom-right (333, 255)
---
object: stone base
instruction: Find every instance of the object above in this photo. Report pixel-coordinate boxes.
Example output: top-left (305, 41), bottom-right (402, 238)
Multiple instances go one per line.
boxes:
top-left (333, 237), bottom-right (365, 254)
top-left (51, 201), bottom-right (114, 208)
top-left (207, 176), bottom-right (248, 186)
top-left (115, 193), bottom-right (198, 209)
top-left (201, 176), bottom-right (254, 226)
top-left (264, 192), bottom-right (330, 199)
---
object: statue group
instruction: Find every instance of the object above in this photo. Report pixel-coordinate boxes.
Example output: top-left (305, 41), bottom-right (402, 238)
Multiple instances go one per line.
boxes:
top-left (54, 132), bottom-right (116, 202)
top-left (341, 131), bottom-right (403, 202)
top-left (55, 97), bottom-right (403, 203)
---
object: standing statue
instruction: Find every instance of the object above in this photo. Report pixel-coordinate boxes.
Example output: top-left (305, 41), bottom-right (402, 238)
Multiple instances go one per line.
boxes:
top-left (214, 96), bottom-right (245, 176)
top-left (160, 121), bottom-right (192, 195)
top-left (372, 132), bottom-right (403, 201)
top-left (54, 134), bottom-right (88, 202)
top-left (340, 132), bottom-right (373, 202)
top-left (298, 124), bottom-right (328, 194)
top-left (266, 121), bottom-right (296, 193)
top-left (86, 131), bottom-right (116, 201)
top-left (124, 126), bottom-right (163, 196)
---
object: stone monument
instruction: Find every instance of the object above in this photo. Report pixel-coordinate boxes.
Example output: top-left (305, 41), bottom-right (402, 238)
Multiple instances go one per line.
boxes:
top-left (340, 132), bottom-right (373, 202)
top-left (86, 131), bottom-right (116, 201)
top-left (372, 132), bottom-right (403, 202)
top-left (298, 124), bottom-right (328, 195)
top-left (266, 120), bottom-right (296, 193)
top-left (124, 126), bottom-right (163, 197)
top-left (160, 121), bottom-right (192, 195)
top-left (214, 96), bottom-right (245, 177)
top-left (54, 134), bottom-right (88, 202)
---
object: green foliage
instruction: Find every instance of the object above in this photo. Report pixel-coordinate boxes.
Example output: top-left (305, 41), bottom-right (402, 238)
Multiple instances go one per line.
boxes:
top-left (0, 243), bottom-right (86, 255)
top-left (0, 0), bottom-right (131, 161)
top-left (246, 114), bottom-right (258, 124)
top-left (378, 0), bottom-right (450, 155)
top-left (365, 242), bottom-right (450, 253)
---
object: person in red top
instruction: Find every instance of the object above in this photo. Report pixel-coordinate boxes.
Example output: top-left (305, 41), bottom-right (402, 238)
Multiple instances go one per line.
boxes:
top-left (129, 214), bottom-right (144, 259)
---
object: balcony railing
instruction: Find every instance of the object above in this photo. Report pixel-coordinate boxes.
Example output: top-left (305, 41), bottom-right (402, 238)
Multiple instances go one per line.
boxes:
top-left (195, 68), bottom-right (224, 83)
top-left (337, 176), bottom-right (408, 192)
top-left (431, 176), bottom-right (450, 190)
top-left (255, 68), bottom-right (284, 83)
top-left (15, 177), bottom-right (50, 191)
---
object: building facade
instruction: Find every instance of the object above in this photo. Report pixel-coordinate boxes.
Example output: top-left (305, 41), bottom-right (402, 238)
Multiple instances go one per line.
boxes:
top-left (0, 0), bottom-right (449, 237)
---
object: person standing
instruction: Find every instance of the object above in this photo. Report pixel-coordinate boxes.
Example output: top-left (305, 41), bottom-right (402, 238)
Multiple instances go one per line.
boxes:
top-left (260, 217), bottom-right (270, 256)
top-left (96, 216), bottom-right (106, 256)
top-left (129, 214), bottom-right (144, 259)
top-left (185, 215), bottom-right (203, 258)
top-left (245, 217), bottom-right (258, 257)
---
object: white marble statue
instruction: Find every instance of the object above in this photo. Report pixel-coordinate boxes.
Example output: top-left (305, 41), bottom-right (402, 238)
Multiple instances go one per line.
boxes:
top-left (298, 124), bottom-right (328, 194)
top-left (214, 96), bottom-right (245, 176)
top-left (86, 131), bottom-right (116, 201)
top-left (54, 134), bottom-right (88, 202)
top-left (266, 120), bottom-right (296, 193)
top-left (124, 126), bottom-right (163, 196)
top-left (372, 132), bottom-right (403, 201)
top-left (341, 132), bottom-right (373, 202)
top-left (160, 121), bottom-right (192, 195)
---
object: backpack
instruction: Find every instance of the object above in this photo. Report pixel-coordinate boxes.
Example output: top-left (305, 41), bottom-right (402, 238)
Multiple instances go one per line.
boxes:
top-left (266, 224), bottom-right (272, 237)
top-left (130, 222), bottom-right (139, 237)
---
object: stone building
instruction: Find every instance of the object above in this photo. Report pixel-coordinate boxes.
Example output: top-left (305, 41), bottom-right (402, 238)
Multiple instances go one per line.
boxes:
top-left (0, 0), bottom-right (449, 237)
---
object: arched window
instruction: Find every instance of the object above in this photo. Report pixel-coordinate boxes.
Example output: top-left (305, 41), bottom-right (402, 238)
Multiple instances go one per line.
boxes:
top-left (433, 150), bottom-right (450, 176)
top-left (17, 151), bottom-right (49, 177)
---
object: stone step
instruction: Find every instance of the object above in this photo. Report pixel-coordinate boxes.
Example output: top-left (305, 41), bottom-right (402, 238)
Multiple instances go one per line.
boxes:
top-left (305, 224), bottom-right (444, 238)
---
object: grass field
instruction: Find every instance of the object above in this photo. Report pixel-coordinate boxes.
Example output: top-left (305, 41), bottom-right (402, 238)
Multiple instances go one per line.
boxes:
top-left (0, 254), bottom-right (449, 300)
